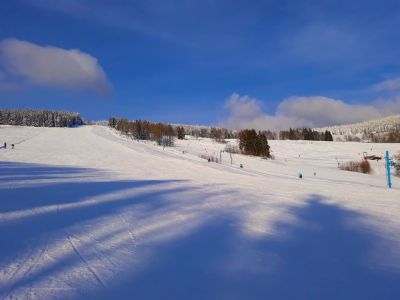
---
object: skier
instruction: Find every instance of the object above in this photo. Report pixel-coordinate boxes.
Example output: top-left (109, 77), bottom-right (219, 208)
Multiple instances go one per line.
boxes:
top-left (3, 142), bottom-right (6, 149)
top-left (299, 172), bottom-right (303, 179)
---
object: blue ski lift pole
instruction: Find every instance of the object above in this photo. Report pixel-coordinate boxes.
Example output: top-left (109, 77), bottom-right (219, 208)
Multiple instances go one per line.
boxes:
top-left (386, 150), bottom-right (392, 189)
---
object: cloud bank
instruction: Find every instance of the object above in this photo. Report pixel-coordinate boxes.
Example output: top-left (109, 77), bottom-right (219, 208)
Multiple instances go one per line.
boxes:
top-left (0, 39), bottom-right (111, 94)
top-left (222, 93), bottom-right (400, 131)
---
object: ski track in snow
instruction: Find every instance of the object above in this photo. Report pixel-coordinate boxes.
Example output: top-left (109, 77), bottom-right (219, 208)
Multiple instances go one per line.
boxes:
top-left (118, 215), bottom-right (137, 247)
top-left (1, 236), bottom-right (49, 300)
top-left (0, 125), bottom-right (400, 299)
top-left (67, 236), bottom-right (107, 289)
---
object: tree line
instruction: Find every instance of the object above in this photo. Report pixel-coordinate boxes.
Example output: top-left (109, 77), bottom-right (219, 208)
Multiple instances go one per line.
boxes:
top-left (177, 125), bottom-right (236, 140)
top-left (0, 109), bottom-right (83, 127)
top-left (110, 118), bottom-right (272, 158)
top-left (109, 117), bottom-right (176, 146)
top-left (369, 132), bottom-right (400, 143)
top-left (109, 118), bottom-right (240, 145)
top-left (279, 128), bottom-right (333, 141)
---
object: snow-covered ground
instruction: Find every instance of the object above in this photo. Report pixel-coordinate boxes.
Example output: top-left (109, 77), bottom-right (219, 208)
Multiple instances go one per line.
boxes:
top-left (1, 125), bottom-right (400, 299)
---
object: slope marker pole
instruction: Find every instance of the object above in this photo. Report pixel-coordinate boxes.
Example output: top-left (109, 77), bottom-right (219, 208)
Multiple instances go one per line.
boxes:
top-left (386, 150), bottom-right (392, 189)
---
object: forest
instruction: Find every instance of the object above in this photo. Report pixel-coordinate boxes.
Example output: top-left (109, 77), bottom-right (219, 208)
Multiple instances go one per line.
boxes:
top-left (0, 109), bottom-right (83, 127)
top-left (279, 128), bottom-right (333, 141)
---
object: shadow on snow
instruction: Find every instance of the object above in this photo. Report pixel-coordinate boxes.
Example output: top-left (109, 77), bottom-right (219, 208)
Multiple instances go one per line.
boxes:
top-left (99, 197), bottom-right (400, 300)
top-left (0, 162), bottom-right (399, 299)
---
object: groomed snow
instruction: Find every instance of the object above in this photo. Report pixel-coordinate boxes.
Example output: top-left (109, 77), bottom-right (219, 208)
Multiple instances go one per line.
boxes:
top-left (0, 125), bottom-right (399, 299)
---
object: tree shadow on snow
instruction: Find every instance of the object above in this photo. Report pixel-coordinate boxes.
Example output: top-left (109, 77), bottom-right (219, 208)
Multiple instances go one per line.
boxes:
top-left (0, 163), bottom-right (184, 215)
top-left (0, 162), bottom-right (189, 289)
top-left (98, 198), bottom-right (400, 300)
top-left (1, 162), bottom-right (400, 299)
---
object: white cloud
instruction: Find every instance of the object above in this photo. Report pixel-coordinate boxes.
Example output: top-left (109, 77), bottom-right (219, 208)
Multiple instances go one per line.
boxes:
top-left (277, 96), bottom-right (381, 127)
top-left (0, 39), bottom-right (111, 94)
top-left (222, 94), bottom-right (306, 131)
top-left (373, 77), bottom-right (400, 92)
top-left (373, 96), bottom-right (400, 115)
top-left (221, 93), bottom-right (398, 131)
top-left (224, 93), bottom-right (264, 119)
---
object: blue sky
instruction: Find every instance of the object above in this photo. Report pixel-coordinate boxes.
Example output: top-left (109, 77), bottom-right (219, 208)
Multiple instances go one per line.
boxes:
top-left (1, 0), bottom-right (400, 128)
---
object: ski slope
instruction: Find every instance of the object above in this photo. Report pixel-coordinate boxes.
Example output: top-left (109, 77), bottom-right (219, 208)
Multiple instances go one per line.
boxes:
top-left (1, 125), bottom-right (400, 299)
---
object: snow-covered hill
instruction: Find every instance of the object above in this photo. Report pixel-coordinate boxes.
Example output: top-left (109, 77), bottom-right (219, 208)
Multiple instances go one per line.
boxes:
top-left (1, 125), bottom-right (400, 299)
top-left (315, 114), bottom-right (400, 135)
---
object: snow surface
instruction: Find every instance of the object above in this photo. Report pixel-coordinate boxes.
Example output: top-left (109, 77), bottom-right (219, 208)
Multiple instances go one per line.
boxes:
top-left (0, 125), bottom-right (400, 299)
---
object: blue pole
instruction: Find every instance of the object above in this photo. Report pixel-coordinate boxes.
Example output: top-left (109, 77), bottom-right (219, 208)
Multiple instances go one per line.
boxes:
top-left (386, 150), bottom-right (392, 189)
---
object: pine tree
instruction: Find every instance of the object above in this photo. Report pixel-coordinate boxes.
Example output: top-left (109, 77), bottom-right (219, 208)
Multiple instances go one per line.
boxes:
top-left (177, 127), bottom-right (185, 139)
top-left (324, 130), bottom-right (333, 141)
top-left (238, 129), bottom-right (271, 158)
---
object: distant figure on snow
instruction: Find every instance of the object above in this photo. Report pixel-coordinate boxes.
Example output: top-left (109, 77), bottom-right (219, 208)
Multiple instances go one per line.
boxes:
top-left (11, 144), bottom-right (14, 149)
top-left (314, 172), bottom-right (316, 176)
top-left (299, 172), bottom-right (303, 179)
top-left (3, 142), bottom-right (6, 149)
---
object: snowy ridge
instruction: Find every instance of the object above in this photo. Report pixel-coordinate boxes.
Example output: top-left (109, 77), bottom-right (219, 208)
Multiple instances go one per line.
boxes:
top-left (314, 114), bottom-right (400, 135)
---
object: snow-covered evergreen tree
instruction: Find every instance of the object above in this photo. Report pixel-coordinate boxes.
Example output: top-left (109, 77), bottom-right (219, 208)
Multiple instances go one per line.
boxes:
top-left (0, 109), bottom-right (83, 127)
top-left (315, 115), bottom-right (400, 136)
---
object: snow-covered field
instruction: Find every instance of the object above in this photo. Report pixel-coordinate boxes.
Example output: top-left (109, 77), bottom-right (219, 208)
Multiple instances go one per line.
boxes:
top-left (1, 125), bottom-right (400, 299)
